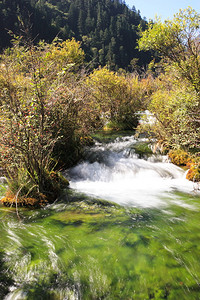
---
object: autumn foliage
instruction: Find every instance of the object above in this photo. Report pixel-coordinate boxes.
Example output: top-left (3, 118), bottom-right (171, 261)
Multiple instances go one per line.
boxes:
top-left (0, 36), bottom-right (150, 204)
top-left (86, 67), bottom-right (153, 130)
top-left (0, 37), bottom-right (91, 203)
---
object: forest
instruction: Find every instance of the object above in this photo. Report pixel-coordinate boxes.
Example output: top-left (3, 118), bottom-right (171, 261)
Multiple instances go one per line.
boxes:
top-left (0, 0), bottom-right (152, 70)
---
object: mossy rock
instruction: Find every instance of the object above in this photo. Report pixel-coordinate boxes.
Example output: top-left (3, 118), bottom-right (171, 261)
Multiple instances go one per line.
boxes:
top-left (132, 142), bottom-right (153, 157)
top-left (92, 130), bottom-right (135, 143)
top-left (37, 171), bottom-right (70, 203)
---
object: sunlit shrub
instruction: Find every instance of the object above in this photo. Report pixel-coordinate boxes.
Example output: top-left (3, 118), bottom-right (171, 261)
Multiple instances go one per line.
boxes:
top-left (85, 67), bottom-right (154, 130)
top-left (186, 162), bottom-right (200, 182)
top-left (168, 149), bottom-right (200, 182)
top-left (0, 37), bottom-right (91, 203)
top-left (138, 70), bottom-right (200, 150)
top-left (168, 150), bottom-right (190, 166)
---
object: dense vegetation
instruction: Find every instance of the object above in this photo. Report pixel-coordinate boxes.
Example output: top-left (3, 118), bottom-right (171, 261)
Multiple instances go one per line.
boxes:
top-left (138, 7), bottom-right (200, 181)
top-left (0, 0), bottom-right (152, 70)
top-left (0, 4), bottom-right (200, 206)
top-left (0, 37), bottom-right (88, 203)
top-left (0, 34), bottom-right (151, 204)
top-left (1, 5), bottom-right (200, 300)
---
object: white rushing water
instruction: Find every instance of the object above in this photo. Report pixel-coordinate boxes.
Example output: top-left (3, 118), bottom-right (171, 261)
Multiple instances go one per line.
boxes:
top-left (68, 136), bottom-right (199, 208)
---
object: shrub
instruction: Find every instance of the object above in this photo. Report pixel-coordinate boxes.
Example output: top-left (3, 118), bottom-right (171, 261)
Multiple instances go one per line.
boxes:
top-left (186, 162), bottom-right (200, 182)
top-left (168, 150), bottom-right (190, 166)
top-left (86, 67), bottom-right (153, 130)
top-left (0, 37), bottom-right (91, 203)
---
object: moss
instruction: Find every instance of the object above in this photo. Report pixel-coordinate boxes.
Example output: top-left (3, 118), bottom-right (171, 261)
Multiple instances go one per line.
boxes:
top-left (133, 142), bottom-right (153, 157)
top-left (92, 130), bottom-right (134, 143)
top-left (103, 118), bottom-right (138, 131)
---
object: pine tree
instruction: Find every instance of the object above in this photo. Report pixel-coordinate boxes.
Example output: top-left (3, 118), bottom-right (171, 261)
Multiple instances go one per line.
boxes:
top-left (78, 9), bottom-right (85, 35)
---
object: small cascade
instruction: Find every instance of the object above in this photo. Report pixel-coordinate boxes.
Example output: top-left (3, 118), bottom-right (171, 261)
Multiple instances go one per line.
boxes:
top-left (69, 135), bottom-right (199, 208)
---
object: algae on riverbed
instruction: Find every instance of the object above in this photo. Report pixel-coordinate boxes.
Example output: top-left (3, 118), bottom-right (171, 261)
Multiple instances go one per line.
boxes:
top-left (1, 192), bottom-right (200, 299)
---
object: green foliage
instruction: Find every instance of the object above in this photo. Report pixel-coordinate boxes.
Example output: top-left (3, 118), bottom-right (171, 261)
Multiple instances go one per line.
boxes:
top-left (138, 7), bottom-right (200, 93)
top-left (152, 75), bottom-right (199, 147)
top-left (138, 70), bottom-right (200, 151)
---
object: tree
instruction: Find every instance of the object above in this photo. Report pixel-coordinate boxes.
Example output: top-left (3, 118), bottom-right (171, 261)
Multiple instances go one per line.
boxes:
top-left (138, 7), bottom-right (200, 151)
top-left (78, 9), bottom-right (85, 35)
top-left (0, 0), bottom-right (152, 70)
top-left (141, 71), bottom-right (200, 149)
top-left (138, 7), bottom-right (200, 94)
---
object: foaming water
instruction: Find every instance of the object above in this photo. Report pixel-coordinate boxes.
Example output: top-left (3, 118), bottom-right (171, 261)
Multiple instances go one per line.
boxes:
top-left (69, 135), bottom-right (199, 208)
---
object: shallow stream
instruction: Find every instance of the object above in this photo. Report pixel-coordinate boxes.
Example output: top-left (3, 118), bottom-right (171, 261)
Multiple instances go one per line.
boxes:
top-left (1, 134), bottom-right (200, 299)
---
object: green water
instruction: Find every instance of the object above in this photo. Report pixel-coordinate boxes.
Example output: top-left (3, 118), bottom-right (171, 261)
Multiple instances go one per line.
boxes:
top-left (1, 191), bottom-right (200, 300)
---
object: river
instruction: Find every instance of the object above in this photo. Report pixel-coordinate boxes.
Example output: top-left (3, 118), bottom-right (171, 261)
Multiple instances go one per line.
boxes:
top-left (0, 133), bottom-right (200, 299)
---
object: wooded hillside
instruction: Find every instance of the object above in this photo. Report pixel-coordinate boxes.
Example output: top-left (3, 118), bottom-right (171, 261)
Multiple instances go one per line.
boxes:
top-left (0, 0), bottom-right (152, 70)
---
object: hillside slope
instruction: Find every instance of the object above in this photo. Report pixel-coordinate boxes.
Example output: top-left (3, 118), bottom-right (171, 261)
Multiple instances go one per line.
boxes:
top-left (0, 0), bottom-right (152, 69)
